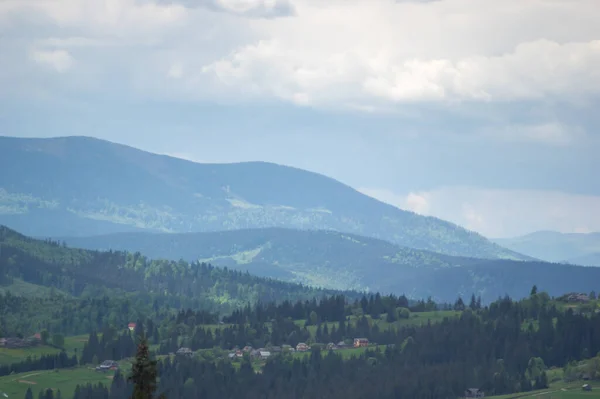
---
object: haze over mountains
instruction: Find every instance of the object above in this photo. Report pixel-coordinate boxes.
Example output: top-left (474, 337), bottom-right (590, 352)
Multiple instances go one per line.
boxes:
top-left (7, 134), bottom-right (600, 303)
top-left (494, 231), bottom-right (600, 267)
top-left (0, 135), bottom-right (525, 260)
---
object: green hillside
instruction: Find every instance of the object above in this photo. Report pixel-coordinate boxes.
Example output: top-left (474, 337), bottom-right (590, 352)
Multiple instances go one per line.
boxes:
top-left (0, 135), bottom-right (525, 260)
top-left (60, 228), bottom-right (474, 291)
top-left (44, 227), bottom-right (600, 302)
top-left (0, 225), bottom-right (360, 328)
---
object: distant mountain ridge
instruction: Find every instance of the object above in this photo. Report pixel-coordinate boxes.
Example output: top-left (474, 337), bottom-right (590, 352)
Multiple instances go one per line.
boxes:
top-left (0, 225), bottom-right (359, 313)
top-left (493, 230), bottom-right (600, 266)
top-left (55, 227), bottom-right (600, 302)
top-left (58, 227), bottom-right (479, 292)
top-left (0, 135), bottom-right (525, 260)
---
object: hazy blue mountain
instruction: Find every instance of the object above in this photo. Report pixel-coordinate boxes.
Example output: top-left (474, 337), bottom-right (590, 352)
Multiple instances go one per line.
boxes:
top-left (0, 135), bottom-right (525, 259)
top-left (493, 231), bottom-right (600, 266)
top-left (57, 227), bottom-right (600, 302)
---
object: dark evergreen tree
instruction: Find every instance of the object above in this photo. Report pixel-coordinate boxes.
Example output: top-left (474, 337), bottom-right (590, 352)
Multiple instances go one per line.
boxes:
top-left (129, 337), bottom-right (163, 399)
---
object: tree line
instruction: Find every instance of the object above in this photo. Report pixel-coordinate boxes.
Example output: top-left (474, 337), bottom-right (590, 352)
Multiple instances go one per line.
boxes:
top-left (29, 290), bottom-right (596, 399)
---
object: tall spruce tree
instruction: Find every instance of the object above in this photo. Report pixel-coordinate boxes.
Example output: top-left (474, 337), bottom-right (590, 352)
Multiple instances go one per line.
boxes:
top-left (128, 336), bottom-right (164, 399)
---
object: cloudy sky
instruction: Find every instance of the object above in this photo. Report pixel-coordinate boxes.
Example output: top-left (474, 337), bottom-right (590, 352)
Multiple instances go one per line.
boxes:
top-left (1, 0), bottom-right (600, 238)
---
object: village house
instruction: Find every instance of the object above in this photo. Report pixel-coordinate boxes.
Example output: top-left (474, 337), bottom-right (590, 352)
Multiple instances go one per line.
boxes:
top-left (128, 323), bottom-right (136, 332)
top-left (326, 342), bottom-right (337, 350)
top-left (567, 293), bottom-right (590, 303)
top-left (259, 351), bottom-right (271, 360)
top-left (337, 341), bottom-right (348, 348)
top-left (96, 360), bottom-right (119, 372)
top-left (354, 338), bottom-right (369, 348)
top-left (465, 388), bottom-right (485, 398)
top-left (0, 336), bottom-right (40, 349)
top-left (583, 384), bottom-right (592, 392)
top-left (176, 347), bottom-right (193, 357)
top-left (296, 342), bottom-right (309, 352)
top-left (250, 349), bottom-right (261, 358)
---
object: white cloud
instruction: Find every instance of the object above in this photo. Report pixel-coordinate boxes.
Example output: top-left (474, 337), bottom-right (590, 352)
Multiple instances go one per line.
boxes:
top-left (2, 0), bottom-right (188, 44)
top-left (359, 186), bottom-right (600, 238)
top-left (202, 37), bottom-right (600, 106)
top-left (404, 192), bottom-right (431, 214)
top-left (198, 0), bottom-right (600, 107)
top-left (3, 0), bottom-right (600, 110)
top-left (30, 49), bottom-right (74, 72)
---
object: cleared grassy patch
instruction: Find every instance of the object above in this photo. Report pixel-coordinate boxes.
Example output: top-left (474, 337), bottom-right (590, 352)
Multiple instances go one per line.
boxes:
top-left (488, 382), bottom-right (600, 399)
top-left (487, 368), bottom-right (598, 399)
top-left (292, 345), bottom-right (372, 360)
top-left (0, 279), bottom-right (71, 298)
top-left (0, 334), bottom-right (89, 366)
top-left (294, 310), bottom-right (461, 337)
top-left (0, 363), bottom-right (129, 398)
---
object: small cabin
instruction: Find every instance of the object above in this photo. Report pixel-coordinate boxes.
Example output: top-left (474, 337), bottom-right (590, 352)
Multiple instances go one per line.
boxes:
top-left (176, 347), bottom-right (193, 357)
top-left (96, 360), bottom-right (119, 372)
top-left (465, 388), bottom-right (484, 398)
top-left (354, 338), bottom-right (369, 348)
top-left (296, 343), bottom-right (309, 352)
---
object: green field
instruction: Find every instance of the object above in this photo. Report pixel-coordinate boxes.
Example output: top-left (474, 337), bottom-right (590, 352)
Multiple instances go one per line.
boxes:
top-left (488, 367), bottom-right (599, 399)
top-left (0, 278), bottom-right (71, 298)
top-left (294, 310), bottom-right (461, 337)
top-left (489, 383), bottom-right (599, 399)
top-left (292, 345), bottom-right (371, 360)
top-left (0, 362), bottom-right (131, 398)
top-left (0, 334), bottom-right (90, 366)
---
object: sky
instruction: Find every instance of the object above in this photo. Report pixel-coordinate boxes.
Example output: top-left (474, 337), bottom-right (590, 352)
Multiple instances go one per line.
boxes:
top-left (1, 0), bottom-right (600, 238)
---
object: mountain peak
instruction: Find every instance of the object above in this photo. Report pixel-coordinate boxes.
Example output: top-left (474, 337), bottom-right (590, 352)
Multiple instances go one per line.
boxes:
top-left (0, 135), bottom-right (525, 260)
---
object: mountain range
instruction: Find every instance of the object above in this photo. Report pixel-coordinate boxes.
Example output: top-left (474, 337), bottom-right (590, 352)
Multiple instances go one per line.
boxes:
top-left (57, 227), bottom-right (600, 302)
top-left (0, 135), bottom-right (525, 260)
top-left (494, 231), bottom-right (600, 266)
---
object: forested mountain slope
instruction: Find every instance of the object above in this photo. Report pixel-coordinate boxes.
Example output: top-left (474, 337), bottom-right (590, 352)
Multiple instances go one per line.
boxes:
top-left (0, 225), bottom-right (357, 316)
top-left (0, 135), bottom-right (524, 260)
top-left (53, 227), bottom-right (600, 302)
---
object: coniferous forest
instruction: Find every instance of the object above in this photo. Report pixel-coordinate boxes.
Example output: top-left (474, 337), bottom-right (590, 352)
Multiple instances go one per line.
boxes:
top-left (2, 227), bottom-right (600, 399)
top-left (7, 289), bottom-right (600, 399)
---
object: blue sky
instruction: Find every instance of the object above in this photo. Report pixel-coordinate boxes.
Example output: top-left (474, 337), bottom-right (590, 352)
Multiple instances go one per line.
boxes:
top-left (1, 0), bottom-right (600, 238)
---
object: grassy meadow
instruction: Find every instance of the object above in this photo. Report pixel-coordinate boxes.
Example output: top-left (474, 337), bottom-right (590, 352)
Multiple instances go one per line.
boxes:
top-left (0, 364), bottom-right (126, 398)
top-left (294, 310), bottom-right (461, 337)
top-left (0, 335), bottom-right (90, 366)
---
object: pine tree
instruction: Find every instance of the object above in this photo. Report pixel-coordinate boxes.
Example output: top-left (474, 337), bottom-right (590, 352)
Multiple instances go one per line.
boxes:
top-left (128, 336), bottom-right (164, 399)
top-left (25, 387), bottom-right (34, 399)
top-left (530, 285), bottom-right (538, 296)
